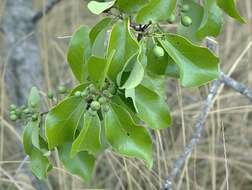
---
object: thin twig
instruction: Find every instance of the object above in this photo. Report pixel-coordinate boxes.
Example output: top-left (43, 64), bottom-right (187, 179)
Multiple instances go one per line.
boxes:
top-left (220, 72), bottom-right (252, 101)
top-left (31, 0), bottom-right (61, 23)
top-left (163, 79), bottom-right (222, 190)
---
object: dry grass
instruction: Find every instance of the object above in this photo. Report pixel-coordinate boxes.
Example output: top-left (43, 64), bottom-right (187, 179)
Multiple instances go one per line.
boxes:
top-left (0, 0), bottom-right (252, 190)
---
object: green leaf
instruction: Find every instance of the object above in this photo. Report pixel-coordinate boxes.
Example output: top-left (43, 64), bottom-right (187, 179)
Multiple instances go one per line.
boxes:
top-left (88, 50), bottom-right (115, 88)
top-left (58, 143), bottom-right (95, 182)
top-left (159, 34), bottom-right (220, 87)
top-left (90, 17), bottom-right (113, 44)
top-left (177, 0), bottom-right (204, 43)
top-left (67, 26), bottom-right (91, 82)
top-left (146, 38), bottom-right (179, 77)
top-left (136, 0), bottom-right (177, 24)
top-left (134, 84), bottom-right (171, 129)
top-left (71, 113), bottom-right (101, 156)
top-left (87, 0), bottom-right (116, 15)
top-left (197, 0), bottom-right (223, 40)
top-left (108, 19), bottom-right (139, 81)
top-left (217, 0), bottom-right (245, 23)
top-left (23, 121), bottom-right (40, 155)
top-left (30, 148), bottom-right (52, 180)
top-left (118, 44), bottom-right (146, 89)
top-left (116, 0), bottom-right (148, 13)
top-left (91, 28), bottom-right (110, 58)
top-left (45, 97), bottom-right (86, 149)
top-left (28, 87), bottom-right (40, 109)
top-left (105, 103), bottom-right (153, 168)
top-left (23, 121), bottom-right (52, 179)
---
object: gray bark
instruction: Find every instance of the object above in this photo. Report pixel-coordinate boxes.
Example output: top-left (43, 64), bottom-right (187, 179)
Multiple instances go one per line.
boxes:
top-left (2, 0), bottom-right (43, 105)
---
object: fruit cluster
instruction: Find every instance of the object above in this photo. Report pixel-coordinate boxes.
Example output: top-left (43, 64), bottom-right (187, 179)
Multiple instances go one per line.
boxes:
top-left (167, 3), bottom-right (192, 27)
top-left (74, 82), bottom-right (116, 116)
top-left (9, 104), bottom-right (39, 122)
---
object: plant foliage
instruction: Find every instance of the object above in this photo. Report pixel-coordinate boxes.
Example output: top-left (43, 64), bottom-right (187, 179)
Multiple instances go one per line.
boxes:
top-left (9, 0), bottom-right (245, 183)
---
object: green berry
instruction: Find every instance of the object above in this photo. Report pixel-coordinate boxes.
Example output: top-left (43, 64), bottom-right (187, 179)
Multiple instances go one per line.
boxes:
top-left (15, 108), bottom-right (22, 116)
top-left (58, 85), bottom-right (67, 94)
top-left (47, 91), bottom-right (54, 99)
top-left (181, 16), bottom-right (192, 27)
top-left (153, 45), bottom-right (165, 57)
top-left (89, 85), bottom-right (97, 94)
top-left (10, 104), bottom-right (16, 110)
top-left (74, 91), bottom-right (82, 97)
top-left (20, 105), bottom-right (26, 110)
top-left (32, 114), bottom-right (38, 121)
top-left (88, 110), bottom-right (97, 117)
top-left (10, 110), bottom-right (16, 115)
top-left (98, 97), bottom-right (107, 104)
top-left (108, 84), bottom-right (117, 95)
top-left (90, 101), bottom-right (101, 111)
top-left (23, 108), bottom-right (30, 114)
top-left (167, 14), bottom-right (176, 24)
top-left (81, 90), bottom-right (88, 98)
top-left (103, 105), bottom-right (110, 112)
top-left (31, 102), bottom-right (37, 108)
top-left (181, 4), bottom-right (190, 12)
top-left (10, 114), bottom-right (17, 121)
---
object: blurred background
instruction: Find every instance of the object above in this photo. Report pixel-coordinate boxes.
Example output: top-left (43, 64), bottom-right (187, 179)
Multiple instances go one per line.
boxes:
top-left (0, 0), bottom-right (251, 189)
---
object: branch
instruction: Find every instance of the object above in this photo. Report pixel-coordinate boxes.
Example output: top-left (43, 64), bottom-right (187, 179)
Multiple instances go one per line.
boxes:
top-left (163, 79), bottom-right (222, 190)
top-left (220, 72), bottom-right (252, 101)
top-left (163, 73), bottom-right (252, 190)
top-left (31, 0), bottom-right (61, 23)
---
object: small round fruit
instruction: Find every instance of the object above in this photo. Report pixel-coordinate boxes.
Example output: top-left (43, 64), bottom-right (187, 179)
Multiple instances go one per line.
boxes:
top-left (47, 91), bottom-right (54, 99)
top-left (90, 101), bottom-right (101, 111)
top-left (74, 91), bottom-right (82, 97)
top-left (167, 14), bottom-right (176, 24)
top-left (23, 108), bottom-right (30, 114)
top-left (88, 109), bottom-right (97, 117)
top-left (98, 97), bottom-right (107, 105)
top-left (30, 102), bottom-right (37, 108)
top-left (32, 114), bottom-right (38, 121)
top-left (15, 108), bottom-right (22, 116)
top-left (103, 105), bottom-right (110, 112)
top-left (89, 85), bottom-right (97, 94)
top-left (58, 85), bottom-right (67, 94)
top-left (81, 90), bottom-right (88, 98)
top-left (181, 16), bottom-right (192, 27)
top-left (153, 45), bottom-right (165, 57)
top-left (10, 114), bottom-right (17, 121)
top-left (10, 110), bottom-right (16, 115)
top-left (10, 104), bottom-right (17, 110)
top-left (181, 4), bottom-right (190, 12)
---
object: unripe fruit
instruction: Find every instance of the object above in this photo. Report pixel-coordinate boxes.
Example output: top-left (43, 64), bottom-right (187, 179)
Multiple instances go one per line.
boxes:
top-left (103, 105), bottom-right (110, 112)
top-left (32, 114), bottom-right (38, 121)
top-left (153, 45), bottom-right (165, 57)
top-left (98, 97), bottom-right (107, 105)
top-left (74, 91), bottom-right (82, 97)
top-left (10, 104), bottom-right (17, 110)
top-left (89, 85), bottom-right (97, 94)
top-left (181, 4), bottom-right (190, 12)
top-left (181, 16), bottom-right (192, 27)
top-left (108, 85), bottom-right (117, 95)
top-left (23, 108), bottom-right (30, 114)
top-left (88, 109), bottom-right (97, 117)
top-left (58, 85), bottom-right (67, 94)
top-left (10, 114), bottom-right (17, 121)
top-left (10, 110), bottom-right (16, 115)
top-left (31, 102), bottom-right (37, 108)
top-left (167, 14), bottom-right (176, 24)
top-left (47, 91), bottom-right (54, 99)
top-left (81, 90), bottom-right (88, 98)
top-left (90, 101), bottom-right (101, 111)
